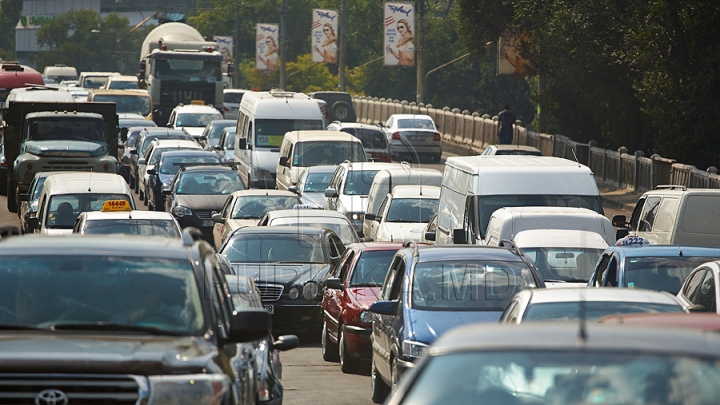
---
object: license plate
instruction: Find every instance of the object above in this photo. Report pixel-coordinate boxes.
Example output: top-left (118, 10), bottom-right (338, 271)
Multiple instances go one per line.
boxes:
top-left (201, 220), bottom-right (214, 227)
top-left (410, 135), bottom-right (425, 142)
top-left (264, 305), bottom-right (274, 314)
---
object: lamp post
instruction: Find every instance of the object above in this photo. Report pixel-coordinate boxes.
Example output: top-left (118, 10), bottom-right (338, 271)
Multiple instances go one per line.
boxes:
top-left (279, 0), bottom-right (287, 90)
top-left (338, 0), bottom-right (347, 91)
top-left (416, 0), bottom-right (426, 104)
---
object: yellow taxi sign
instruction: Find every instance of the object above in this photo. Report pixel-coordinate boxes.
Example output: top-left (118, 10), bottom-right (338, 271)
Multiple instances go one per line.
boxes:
top-left (190, 100), bottom-right (205, 105)
top-left (101, 200), bottom-right (132, 212)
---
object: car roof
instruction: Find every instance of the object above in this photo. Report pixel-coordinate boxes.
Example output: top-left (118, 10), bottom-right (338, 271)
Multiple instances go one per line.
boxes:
top-left (514, 229), bottom-right (608, 249)
top-left (209, 119), bottom-right (236, 126)
top-left (430, 322), bottom-right (720, 357)
top-left (329, 122), bottom-right (383, 131)
top-left (389, 114), bottom-right (433, 120)
top-left (231, 225), bottom-right (331, 236)
top-left (224, 89), bottom-right (250, 94)
top-left (390, 185), bottom-right (441, 199)
top-left (172, 104), bottom-right (221, 113)
top-left (81, 210), bottom-right (176, 220)
top-left (413, 245), bottom-right (526, 263)
top-left (180, 165), bottom-right (234, 173)
top-left (283, 130), bottom-right (361, 143)
top-left (304, 165), bottom-right (339, 174)
top-left (340, 162), bottom-right (400, 171)
top-left (150, 139), bottom-right (200, 149)
top-left (490, 144), bottom-right (542, 151)
top-left (0, 235), bottom-right (188, 258)
top-left (608, 244), bottom-right (720, 258)
top-left (266, 209), bottom-right (349, 220)
top-left (348, 241), bottom-right (406, 251)
top-left (517, 287), bottom-right (681, 305)
top-left (141, 128), bottom-right (189, 136)
top-left (230, 189), bottom-right (298, 197)
top-left (641, 188), bottom-right (720, 196)
top-left (44, 173), bottom-right (128, 194)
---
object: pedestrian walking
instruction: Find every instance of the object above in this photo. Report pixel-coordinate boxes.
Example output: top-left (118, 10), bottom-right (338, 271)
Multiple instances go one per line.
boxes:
top-left (497, 105), bottom-right (517, 145)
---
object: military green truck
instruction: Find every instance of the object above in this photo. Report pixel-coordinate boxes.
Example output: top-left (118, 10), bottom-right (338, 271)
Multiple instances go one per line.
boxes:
top-left (2, 101), bottom-right (120, 212)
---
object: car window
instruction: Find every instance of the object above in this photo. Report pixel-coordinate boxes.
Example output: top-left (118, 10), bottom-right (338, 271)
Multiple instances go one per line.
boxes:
top-left (230, 196), bottom-right (299, 219)
top-left (628, 196), bottom-right (646, 231)
top-left (344, 170), bottom-right (379, 195)
top-left (337, 250), bottom-right (355, 282)
top-left (386, 198), bottom-right (438, 223)
top-left (303, 171), bottom-right (333, 193)
top-left (176, 171), bottom-right (244, 195)
top-left (624, 256), bottom-right (709, 294)
top-left (683, 269), bottom-right (707, 302)
top-left (695, 270), bottom-right (716, 311)
top-left (603, 257), bottom-right (619, 287)
top-left (330, 166), bottom-right (346, 190)
top-left (381, 257), bottom-right (402, 300)
top-left (350, 250), bottom-right (397, 288)
top-left (397, 118), bottom-right (435, 130)
top-left (47, 194), bottom-right (133, 229)
top-left (638, 196), bottom-right (661, 232)
top-left (222, 233), bottom-right (326, 264)
top-left (652, 197), bottom-right (679, 232)
top-left (594, 254), bottom-right (612, 287)
top-left (160, 155), bottom-right (220, 175)
top-left (328, 234), bottom-right (345, 259)
top-left (224, 92), bottom-right (245, 104)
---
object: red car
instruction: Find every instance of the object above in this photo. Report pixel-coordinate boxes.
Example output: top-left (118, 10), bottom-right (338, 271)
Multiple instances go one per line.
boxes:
top-left (321, 242), bottom-right (403, 373)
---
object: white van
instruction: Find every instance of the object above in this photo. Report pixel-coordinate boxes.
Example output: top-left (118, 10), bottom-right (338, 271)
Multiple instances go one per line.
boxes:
top-left (435, 156), bottom-right (603, 245)
top-left (234, 90), bottom-right (325, 189)
top-left (275, 130), bottom-right (366, 191)
top-left (6, 86), bottom-right (75, 104)
top-left (362, 166), bottom-right (443, 238)
top-left (484, 207), bottom-right (615, 246)
top-left (30, 172), bottom-right (135, 235)
top-left (43, 65), bottom-right (78, 84)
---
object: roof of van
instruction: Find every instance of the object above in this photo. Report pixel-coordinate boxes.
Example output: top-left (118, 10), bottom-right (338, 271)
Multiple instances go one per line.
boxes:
top-left (390, 185), bottom-right (441, 199)
top-left (446, 155), bottom-right (590, 172)
top-left (240, 90), bottom-right (322, 118)
top-left (43, 173), bottom-right (130, 195)
top-left (492, 207), bottom-right (603, 216)
top-left (513, 229), bottom-right (609, 249)
top-left (283, 130), bottom-right (360, 143)
top-left (8, 87), bottom-right (75, 102)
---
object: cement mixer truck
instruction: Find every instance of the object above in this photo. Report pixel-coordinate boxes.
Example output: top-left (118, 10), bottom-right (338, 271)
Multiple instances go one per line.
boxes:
top-left (138, 22), bottom-right (226, 126)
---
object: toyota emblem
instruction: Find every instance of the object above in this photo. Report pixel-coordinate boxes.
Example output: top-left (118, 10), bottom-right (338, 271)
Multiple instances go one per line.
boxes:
top-left (35, 389), bottom-right (69, 405)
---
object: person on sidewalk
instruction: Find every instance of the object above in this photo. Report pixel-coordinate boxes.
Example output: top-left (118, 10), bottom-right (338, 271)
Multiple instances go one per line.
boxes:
top-left (497, 105), bottom-right (517, 145)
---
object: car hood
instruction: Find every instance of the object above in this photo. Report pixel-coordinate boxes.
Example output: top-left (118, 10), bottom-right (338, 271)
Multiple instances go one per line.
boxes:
top-left (301, 192), bottom-right (326, 209)
top-left (406, 309), bottom-right (501, 345)
top-left (0, 334), bottom-right (217, 375)
top-left (339, 194), bottom-right (369, 213)
top-left (230, 263), bottom-right (330, 285)
top-left (226, 218), bottom-right (259, 229)
top-left (347, 287), bottom-right (382, 308)
top-left (379, 222), bottom-right (425, 243)
top-left (175, 194), bottom-right (230, 211)
top-left (177, 127), bottom-right (205, 137)
top-left (23, 140), bottom-right (107, 158)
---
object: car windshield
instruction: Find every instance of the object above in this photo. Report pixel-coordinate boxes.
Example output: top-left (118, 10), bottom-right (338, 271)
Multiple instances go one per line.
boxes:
top-left (350, 250), bottom-right (397, 287)
top-left (47, 194), bottom-right (133, 229)
top-left (0, 255), bottom-right (205, 335)
top-left (83, 219), bottom-right (181, 237)
top-left (107, 81), bottom-right (137, 90)
top-left (126, 132), bottom-right (139, 148)
top-left (177, 113), bottom-right (223, 128)
top-left (412, 260), bottom-right (536, 311)
top-left (302, 172), bottom-right (333, 192)
top-left (340, 128), bottom-right (387, 149)
top-left (399, 351), bottom-right (720, 405)
top-left (344, 170), bottom-right (379, 195)
top-left (624, 256), bottom-right (713, 294)
top-left (160, 155), bottom-right (220, 175)
top-left (522, 247), bottom-right (603, 283)
top-left (523, 301), bottom-right (683, 322)
top-left (293, 141), bottom-right (366, 167)
top-left (386, 198), bottom-right (438, 223)
top-left (26, 117), bottom-right (105, 142)
top-left (154, 58), bottom-right (221, 81)
top-left (254, 119), bottom-right (324, 148)
top-left (208, 123), bottom-right (235, 144)
top-left (478, 195), bottom-right (603, 237)
top-left (495, 149), bottom-right (542, 156)
top-left (271, 219), bottom-right (357, 245)
top-left (140, 133), bottom-right (194, 155)
top-left (83, 76), bottom-right (110, 88)
top-left (397, 118), bottom-right (435, 130)
top-left (231, 196), bottom-right (299, 219)
top-left (223, 233), bottom-right (326, 264)
top-left (175, 171), bottom-right (244, 195)
top-left (94, 94), bottom-right (150, 116)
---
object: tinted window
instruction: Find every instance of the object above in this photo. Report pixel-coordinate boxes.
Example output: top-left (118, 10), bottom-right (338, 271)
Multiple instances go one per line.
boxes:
top-left (523, 301), bottom-right (683, 321)
top-left (350, 250), bottom-right (397, 287)
top-left (523, 247), bottom-right (603, 283)
top-left (224, 92), bottom-right (245, 103)
top-left (340, 128), bottom-right (387, 149)
top-left (624, 256), bottom-right (713, 294)
top-left (230, 196), bottom-right (299, 219)
top-left (386, 198), bottom-right (438, 223)
top-left (27, 117), bottom-right (104, 141)
top-left (293, 142), bottom-right (366, 167)
top-left (84, 219), bottom-right (181, 237)
top-left (176, 171), bottom-right (244, 195)
top-left (159, 155), bottom-right (220, 175)
top-left (254, 119), bottom-right (324, 148)
top-left (209, 122), bottom-right (235, 143)
top-left (222, 233), bottom-right (326, 264)
top-left (344, 170), bottom-right (379, 195)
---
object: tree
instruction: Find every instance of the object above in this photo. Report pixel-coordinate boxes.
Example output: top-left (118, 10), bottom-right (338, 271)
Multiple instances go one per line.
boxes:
top-left (0, 0), bottom-right (23, 60)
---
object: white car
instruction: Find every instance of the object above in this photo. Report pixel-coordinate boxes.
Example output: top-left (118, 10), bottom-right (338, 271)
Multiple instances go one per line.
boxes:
top-left (257, 209), bottom-right (360, 245)
top-left (480, 144), bottom-right (542, 156)
top-left (167, 104), bottom-right (224, 144)
top-left (499, 288), bottom-right (687, 324)
top-left (137, 139), bottom-right (201, 203)
top-left (367, 185), bottom-right (440, 243)
top-left (677, 260), bottom-right (720, 313)
top-left (223, 89), bottom-right (250, 120)
top-left (103, 75), bottom-right (139, 90)
top-left (288, 165), bottom-right (336, 209)
top-left (73, 209), bottom-right (182, 237)
top-left (382, 113), bottom-right (441, 163)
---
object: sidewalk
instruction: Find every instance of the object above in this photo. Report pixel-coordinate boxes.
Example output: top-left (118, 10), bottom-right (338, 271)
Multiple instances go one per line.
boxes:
top-left (598, 184), bottom-right (644, 213)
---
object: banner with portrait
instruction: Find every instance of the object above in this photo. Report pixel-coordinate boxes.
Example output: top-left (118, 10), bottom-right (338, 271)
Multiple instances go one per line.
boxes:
top-left (256, 24), bottom-right (279, 71)
top-left (312, 9), bottom-right (338, 64)
top-left (384, 2), bottom-right (415, 67)
top-left (214, 36), bottom-right (233, 74)
top-left (497, 31), bottom-right (532, 75)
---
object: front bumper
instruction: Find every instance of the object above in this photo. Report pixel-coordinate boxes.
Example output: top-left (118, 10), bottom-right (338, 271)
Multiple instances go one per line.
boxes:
top-left (342, 324), bottom-right (372, 358)
top-left (267, 303), bottom-right (322, 333)
top-left (175, 217), bottom-right (214, 243)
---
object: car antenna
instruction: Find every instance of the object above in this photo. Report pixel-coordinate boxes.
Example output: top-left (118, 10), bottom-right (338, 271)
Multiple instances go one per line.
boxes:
top-left (577, 289), bottom-right (587, 345)
top-left (571, 148), bottom-right (581, 168)
top-left (88, 170), bottom-right (93, 192)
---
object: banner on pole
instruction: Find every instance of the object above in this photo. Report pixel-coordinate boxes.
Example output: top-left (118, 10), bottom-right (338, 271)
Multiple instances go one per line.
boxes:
top-left (384, 2), bottom-right (415, 67)
top-left (312, 9), bottom-right (338, 63)
top-left (256, 24), bottom-right (279, 71)
top-left (497, 31), bottom-right (532, 75)
top-left (214, 36), bottom-right (233, 74)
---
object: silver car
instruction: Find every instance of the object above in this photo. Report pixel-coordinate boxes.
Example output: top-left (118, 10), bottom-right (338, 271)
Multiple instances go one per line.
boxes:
top-left (382, 114), bottom-right (441, 163)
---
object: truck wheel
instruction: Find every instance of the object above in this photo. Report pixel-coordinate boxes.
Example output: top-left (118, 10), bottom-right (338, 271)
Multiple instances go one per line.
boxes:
top-left (7, 181), bottom-right (18, 213)
top-left (331, 101), bottom-right (351, 121)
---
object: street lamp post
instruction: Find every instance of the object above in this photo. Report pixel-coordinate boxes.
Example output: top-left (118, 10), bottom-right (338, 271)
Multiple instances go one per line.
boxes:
top-left (338, 0), bottom-right (347, 91)
top-left (416, 0), bottom-right (426, 104)
top-left (279, 0), bottom-right (287, 90)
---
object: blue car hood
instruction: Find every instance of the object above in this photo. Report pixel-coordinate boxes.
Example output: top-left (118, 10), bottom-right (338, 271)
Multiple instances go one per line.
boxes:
top-left (23, 140), bottom-right (107, 157)
top-left (407, 309), bottom-right (501, 345)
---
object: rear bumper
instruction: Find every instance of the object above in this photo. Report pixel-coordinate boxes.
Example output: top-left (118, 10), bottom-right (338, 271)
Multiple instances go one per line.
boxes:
top-left (391, 142), bottom-right (442, 155)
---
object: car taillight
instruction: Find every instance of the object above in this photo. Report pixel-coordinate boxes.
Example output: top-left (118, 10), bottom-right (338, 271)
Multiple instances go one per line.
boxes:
top-left (433, 132), bottom-right (441, 141)
top-left (224, 106), bottom-right (229, 111)
top-left (392, 132), bottom-right (401, 140)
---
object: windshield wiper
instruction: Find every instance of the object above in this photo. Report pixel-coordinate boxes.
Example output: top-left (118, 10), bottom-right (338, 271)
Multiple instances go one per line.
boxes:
top-left (0, 324), bottom-right (44, 331)
top-left (542, 279), bottom-right (567, 283)
top-left (351, 282), bottom-right (380, 287)
top-left (48, 322), bottom-right (187, 336)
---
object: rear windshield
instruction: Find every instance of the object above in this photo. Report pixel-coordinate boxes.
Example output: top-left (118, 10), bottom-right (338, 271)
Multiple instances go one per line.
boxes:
top-left (523, 301), bottom-right (683, 321)
top-left (47, 194), bottom-right (133, 229)
top-left (159, 155), bottom-right (220, 175)
top-left (624, 256), bottom-right (715, 294)
top-left (339, 128), bottom-right (387, 149)
top-left (224, 92), bottom-right (245, 103)
top-left (223, 233), bottom-right (326, 264)
top-left (177, 113), bottom-right (223, 128)
top-left (397, 118), bottom-right (435, 130)
top-left (84, 219), bottom-right (181, 237)
top-left (293, 141), bottom-right (366, 167)
top-left (175, 171), bottom-right (244, 195)
top-left (254, 119), bottom-right (324, 148)
top-left (386, 198), bottom-right (438, 223)
top-left (231, 196), bottom-right (299, 219)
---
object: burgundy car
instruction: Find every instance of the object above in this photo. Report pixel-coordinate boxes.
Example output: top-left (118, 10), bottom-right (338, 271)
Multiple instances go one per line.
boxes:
top-left (321, 242), bottom-right (403, 373)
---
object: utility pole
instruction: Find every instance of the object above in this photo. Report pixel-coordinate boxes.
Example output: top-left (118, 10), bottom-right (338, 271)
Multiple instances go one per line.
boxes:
top-left (338, 0), bottom-right (347, 91)
top-left (234, 0), bottom-right (240, 89)
top-left (279, 0), bottom-right (287, 90)
top-left (416, 0), bottom-right (425, 104)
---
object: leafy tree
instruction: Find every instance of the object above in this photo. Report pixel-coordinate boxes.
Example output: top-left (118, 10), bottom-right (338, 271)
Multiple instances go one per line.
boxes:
top-left (0, 0), bottom-right (22, 60)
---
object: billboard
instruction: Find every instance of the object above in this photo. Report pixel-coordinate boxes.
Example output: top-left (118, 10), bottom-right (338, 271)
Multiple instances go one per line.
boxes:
top-left (256, 24), bottom-right (279, 71)
top-left (384, 2), bottom-right (415, 67)
top-left (497, 31), bottom-right (532, 75)
top-left (214, 36), bottom-right (233, 74)
top-left (312, 9), bottom-right (338, 63)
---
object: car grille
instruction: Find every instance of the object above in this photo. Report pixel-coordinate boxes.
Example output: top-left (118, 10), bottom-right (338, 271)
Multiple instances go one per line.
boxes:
top-left (257, 283), bottom-right (284, 301)
top-left (195, 210), bottom-right (213, 220)
top-left (160, 83), bottom-right (216, 107)
top-left (0, 374), bottom-right (144, 404)
top-left (41, 161), bottom-right (94, 171)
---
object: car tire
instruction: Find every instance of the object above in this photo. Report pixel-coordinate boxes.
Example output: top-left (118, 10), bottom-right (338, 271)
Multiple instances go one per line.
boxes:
top-left (331, 101), bottom-right (352, 121)
top-left (391, 356), bottom-right (399, 389)
top-left (371, 355), bottom-right (390, 403)
top-left (129, 174), bottom-right (135, 190)
top-left (7, 181), bottom-right (18, 213)
top-left (321, 322), bottom-right (339, 362)
top-left (339, 329), bottom-right (361, 374)
top-left (142, 187), bottom-right (148, 206)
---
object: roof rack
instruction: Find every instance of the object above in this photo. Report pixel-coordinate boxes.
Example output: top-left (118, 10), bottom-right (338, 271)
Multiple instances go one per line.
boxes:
top-left (403, 241), bottom-right (420, 257)
top-left (654, 185), bottom-right (687, 191)
top-left (181, 227), bottom-right (205, 246)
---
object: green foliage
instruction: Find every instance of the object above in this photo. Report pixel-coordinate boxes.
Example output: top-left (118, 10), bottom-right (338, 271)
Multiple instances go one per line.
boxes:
top-left (0, 0), bottom-right (23, 59)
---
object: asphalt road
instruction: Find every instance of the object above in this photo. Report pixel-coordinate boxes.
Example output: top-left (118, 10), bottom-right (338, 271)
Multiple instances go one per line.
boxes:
top-left (0, 152), bottom-right (631, 405)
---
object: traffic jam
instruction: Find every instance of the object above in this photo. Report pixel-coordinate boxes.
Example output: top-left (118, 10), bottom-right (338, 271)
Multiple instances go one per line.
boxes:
top-left (2, 22), bottom-right (720, 405)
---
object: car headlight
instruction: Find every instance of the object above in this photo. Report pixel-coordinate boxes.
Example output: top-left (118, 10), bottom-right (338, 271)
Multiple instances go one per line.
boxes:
top-left (288, 287), bottom-right (299, 299)
top-left (172, 205), bottom-right (193, 217)
top-left (402, 340), bottom-right (429, 359)
top-left (359, 310), bottom-right (372, 324)
top-left (345, 212), bottom-right (363, 222)
top-left (303, 281), bottom-right (319, 300)
top-left (148, 374), bottom-right (228, 405)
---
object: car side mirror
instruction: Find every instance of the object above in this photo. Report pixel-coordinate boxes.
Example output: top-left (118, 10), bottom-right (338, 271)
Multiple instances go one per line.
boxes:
top-left (360, 237), bottom-right (374, 242)
top-left (687, 304), bottom-right (708, 313)
top-left (161, 189), bottom-right (172, 196)
top-left (212, 213), bottom-right (225, 224)
top-left (325, 188), bottom-right (339, 198)
top-left (238, 138), bottom-right (247, 150)
top-left (26, 215), bottom-right (39, 231)
top-left (424, 231), bottom-right (436, 241)
top-left (369, 300), bottom-right (398, 315)
top-left (273, 334), bottom-right (299, 351)
top-left (228, 309), bottom-right (271, 343)
top-left (365, 213), bottom-right (375, 221)
top-left (612, 214), bottom-right (627, 227)
top-left (130, 150), bottom-right (138, 155)
top-left (138, 158), bottom-right (146, 165)
top-left (279, 156), bottom-right (289, 167)
top-left (120, 127), bottom-right (128, 142)
top-left (146, 168), bottom-right (156, 175)
top-left (452, 228), bottom-right (467, 245)
top-left (326, 278), bottom-right (343, 290)
top-left (288, 186), bottom-right (299, 194)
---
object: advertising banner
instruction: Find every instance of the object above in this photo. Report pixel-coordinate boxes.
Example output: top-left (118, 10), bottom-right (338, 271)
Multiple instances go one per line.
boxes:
top-left (384, 2), bottom-right (415, 67)
top-left (256, 24), bottom-right (279, 71)
top-left (214, 36), bottom-right (233, 74)
top-left (497, 31), bottom-right (532, 75)
top-left (311, 9), bottom-right (338, 63)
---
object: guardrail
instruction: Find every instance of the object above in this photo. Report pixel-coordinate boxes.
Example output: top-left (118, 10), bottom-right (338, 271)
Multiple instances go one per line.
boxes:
top-left (353, 96), bottom-right (720, 192)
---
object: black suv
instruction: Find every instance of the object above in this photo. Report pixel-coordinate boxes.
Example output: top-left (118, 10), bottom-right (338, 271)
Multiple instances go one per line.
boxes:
top-left (308, 91), bottom-right (357, 122)
top-left (147, 150), bottom-right (221, 211)
top-left (0, 230), bottom-right (275, 404)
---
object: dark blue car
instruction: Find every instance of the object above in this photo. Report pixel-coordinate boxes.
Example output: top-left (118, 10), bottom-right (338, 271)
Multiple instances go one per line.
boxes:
top-left (368, 243), bottom-right (544, 403)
